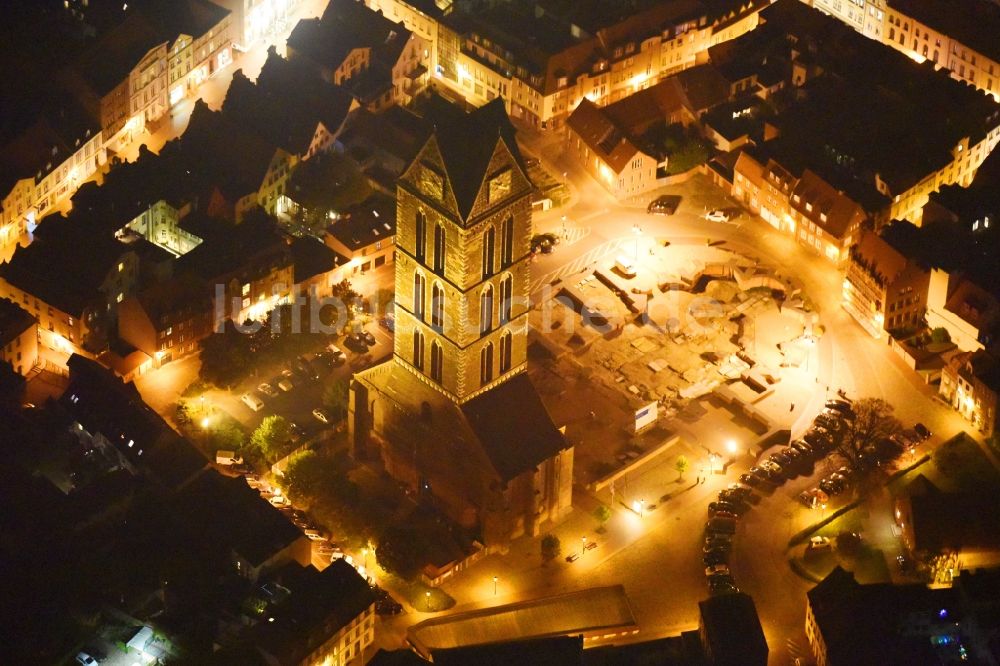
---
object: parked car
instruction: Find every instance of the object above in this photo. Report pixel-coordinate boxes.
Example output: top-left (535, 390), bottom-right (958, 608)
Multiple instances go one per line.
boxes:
top-left (740, 472), bottom-right (768, 487)
top-left (327, 344), bottom-right (347, 363)
top-left (704, 551), bottom-right (729, 566)
top-left (277, 378), bottom-right (294, 392)
top-left (791, 440), bottom-right (815, 456)
top-left (706, 517), bottom-right (737, 534)
top-left (379, 315), bottom-right (395, 332)
top-left (798, 488), bottom-right (830, 508)
top-left (312, 408), bottom-right (331, 425)
top-left (819, 477), bottom-right (846, 496)
top-left (647, 194), bottom-right (681, 215)
top-left (719, 488), bottom-right (753, 503)
top-left (825, 399), bottom-right (852, 412)
top-left (241, 393), bottom-right (265, 411)
top-left (303, 529), bottom-right (328, 542)
top-left (708, 501), bottom-right (740, 515)
top-left (704, 541), bottom-right (732, 555)
top-left (705, 563), bottom-right (730, 576)
top-left (257, 383), bottom-right (279, 398)
top-left (269, 495), bottom-right (290, 508)
top-left (705, 209), bottom-right (732, 223)
top-left (361, 330), bottom-right (376, 346)
top-left (807, 536), bottom-right (832, 551)
top-left (75, 653), bottom-right (98, 666)
top-left (914, 423), bottom-right (931, 440)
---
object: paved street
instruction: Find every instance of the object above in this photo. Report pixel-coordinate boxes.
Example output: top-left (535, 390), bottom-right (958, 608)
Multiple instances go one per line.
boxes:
top-left (365, 123), bottom-right (980, 664)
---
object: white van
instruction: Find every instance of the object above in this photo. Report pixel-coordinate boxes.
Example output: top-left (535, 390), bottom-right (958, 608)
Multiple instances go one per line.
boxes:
top-left (614, 255), bottom-right (637, 278)
top-left (241, 393), bottom-right (264, 412)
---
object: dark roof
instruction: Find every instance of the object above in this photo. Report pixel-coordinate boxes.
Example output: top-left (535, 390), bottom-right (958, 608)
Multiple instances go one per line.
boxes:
top-left (433, 636), bottom-right (584, 666)
top-left (223, 50), bottom-right (354, 155)
top-left (461, 372), bottom-right (567, 482)
top-left (61, 354), bottom-right (207, 489)
top-left (717, 0), bottom-right (1000, 197)
top-left (807, 567), bottom-right (957, 665)
top-left (909, 484), bottom-right (1000, 552)
top-left (251, 560), bottom-right (376, 661)
top-left (288, 0), bottom-right (411, 76)
top-left (177, 213), bottom-right (290, 283)
top-left (133, 273), bottom-right (212, 328)
top-left (0, 215), bottom-right (131, 316)
top-left (421, 96), bottom-right (529, 221)
top-left (175, 471), bottom-right (303, 567)
top-left (0, 297), bottom-right (36, 348)
top-left (290, 236), bottom-right (346, 284)
top-left (76, 0), bottom-right (230, 95)
top-left (0, 98), bottom-right (100, 199)
top-left (698, 593), bottom-right (768, 666)
top-left (367, 649), bottom-right (431, 666)
top-left (325, 193), bottom-right (396, 251)
top-left (173, 100), bottom-right (279, 203)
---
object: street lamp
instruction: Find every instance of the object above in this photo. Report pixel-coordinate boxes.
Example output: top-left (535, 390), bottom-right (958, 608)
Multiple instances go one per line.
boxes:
top-left (632, 224), bottom-right (643, 261)
top-left (200, 416), bottom-right (210, 429)
top-left (493, 575), bottom-right (498, 595)
top-left (425, 591), bottom-right (431, 610)
top-left (726, 439), bottom-right (738, 456)
top-left (581, 536), bottom-right (587, 555)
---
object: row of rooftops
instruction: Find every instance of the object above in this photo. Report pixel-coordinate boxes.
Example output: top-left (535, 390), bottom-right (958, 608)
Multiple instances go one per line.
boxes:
top-left (0, 355), bottom-right (374, 661)
top-left (0, 0), bottom-right (231, 201)
top-left (0, 50), bottom-right (358, 320)
top-left (718, 0), bottom-right (1000, 197)
top-left (436, 0), bottom-right (768, 95)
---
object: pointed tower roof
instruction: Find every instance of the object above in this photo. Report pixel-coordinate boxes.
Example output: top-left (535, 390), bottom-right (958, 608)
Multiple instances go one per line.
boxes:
top-left (421, 96), bottom-right (529, 221)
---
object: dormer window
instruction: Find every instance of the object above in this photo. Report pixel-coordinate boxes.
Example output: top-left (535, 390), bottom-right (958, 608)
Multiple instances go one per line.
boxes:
top-left (805, 202), bottom-right (813, 212)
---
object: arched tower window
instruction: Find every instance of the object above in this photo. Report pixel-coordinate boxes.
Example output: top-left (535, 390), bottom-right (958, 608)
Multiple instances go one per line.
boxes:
top-left (433, 223), bottom-right (445, 274)
top-left (481, 226), bottom-right (495, 279)
top-left (499, 331), bottom-right (513, 374)
top-left (480, 284), bottom-right (494, 334)
top-left (431, 282), bottom-right (444, 329)
top-left (499, 274), bottom-right (512, 324)
top-left (430, 341), bottom-right (443, 383)
top-left (415, 210), bottom-right (426, 262)
top-left (412, 329), bottom-right (425, 370)
top-left (413, 272), bottom-right (426, 320)
top-left (480, 341), bottom-right (494, 385)
top-left (500, 215), bottom-right (514, 267)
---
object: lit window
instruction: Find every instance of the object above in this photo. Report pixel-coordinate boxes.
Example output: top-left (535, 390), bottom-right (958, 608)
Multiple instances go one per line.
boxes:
top-left (117, 293), bottom-right (124, 303)
top-left (242, 283), bottom-right (250, 296)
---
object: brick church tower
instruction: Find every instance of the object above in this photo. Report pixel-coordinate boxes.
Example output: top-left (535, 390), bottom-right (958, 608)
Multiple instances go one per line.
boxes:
top-left (350, 97), bottom-right (573, 548)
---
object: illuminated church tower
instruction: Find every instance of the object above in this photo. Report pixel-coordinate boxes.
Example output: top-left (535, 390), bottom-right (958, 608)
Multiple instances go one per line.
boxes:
top-left (350, 97), bottom-right (573, 547)
top-left (393, 97), bottom-right (531, 401)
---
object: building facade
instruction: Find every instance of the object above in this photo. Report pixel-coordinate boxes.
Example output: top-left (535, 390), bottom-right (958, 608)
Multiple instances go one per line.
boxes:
top-left (350, 99), bottom-right (573, 548)
top-left (842, 229), bottom-right (930, 338)
top-left (366, 0), bottom-right (767, 129)
top-left (0, 298), bottom-right (39, 377)
top-left (940, 349), bottom-right (999, 437)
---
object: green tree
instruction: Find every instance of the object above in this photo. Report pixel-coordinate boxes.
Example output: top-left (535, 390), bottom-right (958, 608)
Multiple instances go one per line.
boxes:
top-left (283, 450), bottom-right (325, 501)
top-left (930, 327), bottom-right (951, 344)
top-left (541, 534), bottom-right (561, 564)
top-left (834, 397), bottom-right (902, 474)
top-left (250, 415), bottom-right (292, 461)
top-left (198, 321), bottom-right (253, 387)
top-left (323, 378), bottom-right (351, 421)
top-left (209, 421), bottom-right (246, 452)
top-left (593, 504), bottom-right (611, 531)
top-left (675, 455), bottom-right (689, 480)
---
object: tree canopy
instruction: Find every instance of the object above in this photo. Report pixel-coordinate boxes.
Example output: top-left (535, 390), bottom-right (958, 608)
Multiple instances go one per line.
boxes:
top-left (250, 415), bottom-right (292, 462)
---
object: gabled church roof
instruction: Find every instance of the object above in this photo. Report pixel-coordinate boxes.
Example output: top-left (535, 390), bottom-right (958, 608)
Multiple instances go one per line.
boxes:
top-left (461, 372), bottom-right (567, 482)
